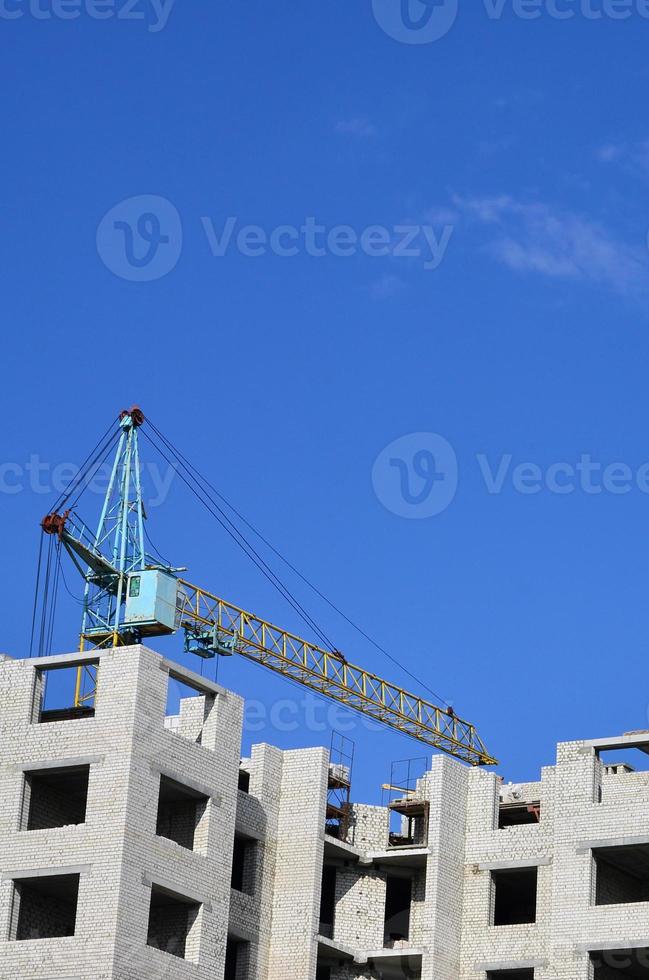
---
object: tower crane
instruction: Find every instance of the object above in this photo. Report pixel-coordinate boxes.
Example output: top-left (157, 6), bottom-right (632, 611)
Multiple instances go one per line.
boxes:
top-left (39, 408), bottom-right (497, 768)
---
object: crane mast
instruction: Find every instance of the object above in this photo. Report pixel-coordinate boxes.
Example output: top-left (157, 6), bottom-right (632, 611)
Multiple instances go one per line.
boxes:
top-left (41, 408), bottom-right (497, 767)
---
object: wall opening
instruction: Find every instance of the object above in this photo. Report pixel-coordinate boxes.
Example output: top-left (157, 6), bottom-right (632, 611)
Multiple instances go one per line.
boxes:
top-left (383, 758), bottom-right (429, 848)
top-left (238, 769), bottom-right (250, 793)
top-left (384, 874), bottom-right (412, 946)
top-left (163, 675), bottom-right (215, 746)
top-left (599, 748), bottom-right (649, 773)
top-left (590, 947), bottom-right (649, 977)
top-left (388, 803), bottom-right (430, 848)
top-left (498, 803), bottom-right (540, 829)
top-left (23, 765), bottom-right (90, 830)
top-left (146, 884), bottom-right (201, 961)
top-left (36, 665), bottom-right (97, 723)
top-left (486, 972), bottom-right (534, 980)
top-left (492, 867), bottom-right (538, 926)
top-left (319, 865), bottom-right (337, 939)
top-left (594, 844), bottom-right (649, 906)
top-left (231, 834), bottom-right (257, 895)
top-left (11, 873), bottom-right (80, 940)
top-left (596, 747), bottom-right (649, 805)
top-left (156, 775), bottom-right (209, 852)
top-left (225, 936), bottom-right (250, 979)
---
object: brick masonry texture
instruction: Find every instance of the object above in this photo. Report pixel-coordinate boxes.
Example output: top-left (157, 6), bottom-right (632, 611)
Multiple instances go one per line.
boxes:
top-left (3, 647), bottom-right (649, 979)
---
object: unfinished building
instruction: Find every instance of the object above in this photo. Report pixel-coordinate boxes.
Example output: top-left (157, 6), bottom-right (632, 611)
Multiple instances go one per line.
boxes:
top-left (3, 645), bottom-right (649, 979)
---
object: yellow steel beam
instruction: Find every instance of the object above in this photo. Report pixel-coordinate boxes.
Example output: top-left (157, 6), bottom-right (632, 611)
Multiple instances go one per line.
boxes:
top-left (177, 580), bottom-right (497, 767)
top-left (74, 631), bottom-right (124, 707)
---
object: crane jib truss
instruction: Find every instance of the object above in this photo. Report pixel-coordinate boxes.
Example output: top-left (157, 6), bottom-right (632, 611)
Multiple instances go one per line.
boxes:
top-left (176, 581), bottom-right (497, 766)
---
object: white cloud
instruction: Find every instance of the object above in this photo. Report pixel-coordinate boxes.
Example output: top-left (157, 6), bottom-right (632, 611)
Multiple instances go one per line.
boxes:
top-left (451, 195), bottom-right (648, 297)
top-left (596, 139), bottom-right (649, 175)
top-left (335, 118), bottom-right (377, 139)
top-left (596, 143), bottom-right (625, 163)
top-left (425, 205), bottom-right (460, 225)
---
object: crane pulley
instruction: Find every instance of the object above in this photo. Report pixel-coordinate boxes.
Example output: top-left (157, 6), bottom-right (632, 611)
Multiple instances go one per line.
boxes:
top-left (40, 407), bottom-right (497, 767)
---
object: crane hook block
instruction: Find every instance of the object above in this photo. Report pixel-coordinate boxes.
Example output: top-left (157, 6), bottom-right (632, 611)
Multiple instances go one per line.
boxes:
top-left (184, 625), bottom-right (236, 660)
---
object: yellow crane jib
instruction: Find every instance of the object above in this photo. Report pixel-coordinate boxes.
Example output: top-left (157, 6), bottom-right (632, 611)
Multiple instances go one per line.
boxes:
top-left (175, 581), bottom-right (497, 767)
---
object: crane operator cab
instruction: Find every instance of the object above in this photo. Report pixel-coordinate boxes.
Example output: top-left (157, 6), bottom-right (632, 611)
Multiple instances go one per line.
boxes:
top-left (124, 569), bottom-right (182, 636)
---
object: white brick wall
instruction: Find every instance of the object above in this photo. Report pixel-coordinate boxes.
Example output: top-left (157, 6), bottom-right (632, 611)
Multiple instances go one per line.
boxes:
top-left (0, 646), bottom-right (243, 980)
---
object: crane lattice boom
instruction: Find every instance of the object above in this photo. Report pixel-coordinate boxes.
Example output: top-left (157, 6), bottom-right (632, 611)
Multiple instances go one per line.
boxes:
top-left (177, 580), bottom-right (496, 766)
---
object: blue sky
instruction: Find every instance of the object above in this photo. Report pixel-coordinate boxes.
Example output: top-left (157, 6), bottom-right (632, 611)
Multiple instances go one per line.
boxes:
top-left (3, 0), bottom-right (649, 803)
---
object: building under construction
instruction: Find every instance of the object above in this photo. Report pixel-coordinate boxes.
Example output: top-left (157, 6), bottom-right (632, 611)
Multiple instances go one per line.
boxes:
top-left (3, 643), bottom-right (649, 980)
top-left (5, 410), bottom-right (649, 978)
